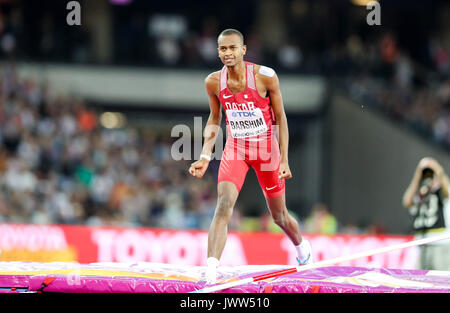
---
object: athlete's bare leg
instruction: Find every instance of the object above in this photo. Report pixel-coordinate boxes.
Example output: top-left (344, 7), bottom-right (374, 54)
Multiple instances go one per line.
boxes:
top-left (205, 181), bottom-right (239, 283)
top-left (207, 181), bottom-right (240, 259)
top-left (266, 193), bottom-right (313, 264)
top-left (266, 193), bottom-right (302, 245)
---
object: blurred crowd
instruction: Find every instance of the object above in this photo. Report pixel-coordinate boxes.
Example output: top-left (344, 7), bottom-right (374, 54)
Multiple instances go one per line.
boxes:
top-left (329, 31), bottom-right (450, 149)
top-left (0, 63), bottom-right (218, 229)
top-left (347, 74), bottom-right (450, 149)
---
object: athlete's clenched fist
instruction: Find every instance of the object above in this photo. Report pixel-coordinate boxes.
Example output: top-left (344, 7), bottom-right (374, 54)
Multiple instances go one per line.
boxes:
top-left (189, 158), bottom-right (210, 178)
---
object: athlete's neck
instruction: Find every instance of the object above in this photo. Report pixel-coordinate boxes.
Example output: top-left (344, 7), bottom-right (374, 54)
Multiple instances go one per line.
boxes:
top-left (226, 61), bottom-right (246, 81)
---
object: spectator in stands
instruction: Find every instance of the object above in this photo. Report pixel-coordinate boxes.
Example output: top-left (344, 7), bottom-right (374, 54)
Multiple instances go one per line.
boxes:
top-left (429, 36), bottom-right (450, 77)
top-left (402, 157), bottom-right (450, 271)
top-left (304, 203), bottom-right (337, 235)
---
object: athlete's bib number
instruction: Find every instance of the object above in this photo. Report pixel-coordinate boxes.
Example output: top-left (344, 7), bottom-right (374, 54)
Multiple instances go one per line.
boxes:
top-left (226, 108), bottom-right (268, 139)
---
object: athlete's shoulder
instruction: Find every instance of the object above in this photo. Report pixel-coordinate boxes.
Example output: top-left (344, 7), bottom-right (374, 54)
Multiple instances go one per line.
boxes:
top-left (205, 71), bottom-right (220, 95)
top-left (254, 64), bottom-right (276, 78)
top-left (205, 71), bottom-right (220, 86)
top-left (205, 71), bottom-right (220, 82)
top-left (254, 64), bottom-right (279, 90)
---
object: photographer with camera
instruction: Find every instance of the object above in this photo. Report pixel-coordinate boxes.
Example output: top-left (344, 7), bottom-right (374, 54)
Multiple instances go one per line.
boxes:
top-left (402, 157), bottom-right (450, 270)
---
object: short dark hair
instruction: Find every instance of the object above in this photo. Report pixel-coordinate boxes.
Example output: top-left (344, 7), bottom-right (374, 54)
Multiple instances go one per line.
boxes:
top-left (218, 29), bottom-right (244, 45)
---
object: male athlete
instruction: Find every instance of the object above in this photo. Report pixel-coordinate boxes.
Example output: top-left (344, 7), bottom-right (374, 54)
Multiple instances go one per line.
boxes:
top-left (188, 29), bottom-right (312, 283)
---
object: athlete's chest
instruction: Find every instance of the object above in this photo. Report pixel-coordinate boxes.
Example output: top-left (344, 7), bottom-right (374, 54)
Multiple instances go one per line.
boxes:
top-left (225, 77), bottom-right (266, 98)
top-left (226, 77), bottom-right (246, 94)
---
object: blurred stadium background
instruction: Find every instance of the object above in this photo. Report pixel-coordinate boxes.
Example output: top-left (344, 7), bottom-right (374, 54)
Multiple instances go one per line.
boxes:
top-left (0, 0), bottom-right (448, 268)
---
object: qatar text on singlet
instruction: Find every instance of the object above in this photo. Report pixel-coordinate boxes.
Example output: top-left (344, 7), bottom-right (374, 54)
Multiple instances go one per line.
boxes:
top-left (219, 62), bottom-right (275, 142)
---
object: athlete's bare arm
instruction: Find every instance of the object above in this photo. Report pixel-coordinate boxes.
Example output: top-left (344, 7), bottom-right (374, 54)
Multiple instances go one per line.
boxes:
top-left (189, 72), bottom-right (222, 178)
top-left (255, 65), bottom-right (292, 179)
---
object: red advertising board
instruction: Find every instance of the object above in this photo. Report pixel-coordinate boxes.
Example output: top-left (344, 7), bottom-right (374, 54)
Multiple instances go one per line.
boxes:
top-left (0, 223), bottom-right (419, 269)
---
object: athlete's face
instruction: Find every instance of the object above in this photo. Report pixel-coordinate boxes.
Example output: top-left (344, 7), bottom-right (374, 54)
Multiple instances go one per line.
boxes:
top-left (217, 34), bottom-right (246, 67)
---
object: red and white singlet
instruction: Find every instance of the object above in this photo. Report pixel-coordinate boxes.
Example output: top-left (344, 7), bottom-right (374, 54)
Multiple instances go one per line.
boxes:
top-left (217, 62), bottom-right (285, 198)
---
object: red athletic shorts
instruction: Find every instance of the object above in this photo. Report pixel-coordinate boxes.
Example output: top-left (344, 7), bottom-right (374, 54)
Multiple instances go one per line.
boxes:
top-left (217, 138), bottom-right (285, 198)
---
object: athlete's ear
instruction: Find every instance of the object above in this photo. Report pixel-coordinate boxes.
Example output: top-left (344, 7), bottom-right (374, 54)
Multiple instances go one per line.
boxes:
top-left (242, 45), bottom-right (247, 55)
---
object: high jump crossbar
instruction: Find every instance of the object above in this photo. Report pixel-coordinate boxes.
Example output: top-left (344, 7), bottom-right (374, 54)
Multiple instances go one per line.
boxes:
top-left (192, 232), bottom-right (450, 293)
